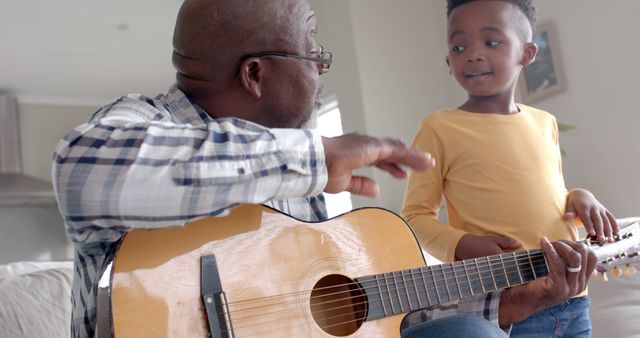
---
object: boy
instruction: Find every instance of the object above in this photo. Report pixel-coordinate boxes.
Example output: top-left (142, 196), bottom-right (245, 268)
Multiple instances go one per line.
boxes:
top-left (402, 0), bottom-right (618, 336)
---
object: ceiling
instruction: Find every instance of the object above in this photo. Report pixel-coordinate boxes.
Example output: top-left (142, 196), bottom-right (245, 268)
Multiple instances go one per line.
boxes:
top-left (1, 0), bottom-right (182, 105)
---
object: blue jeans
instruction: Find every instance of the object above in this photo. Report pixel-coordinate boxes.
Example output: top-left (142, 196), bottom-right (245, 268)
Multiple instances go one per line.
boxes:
top-left (401, 314), bottom-right (508, 338)
top-left (510, 296), bottom-right (591, 338)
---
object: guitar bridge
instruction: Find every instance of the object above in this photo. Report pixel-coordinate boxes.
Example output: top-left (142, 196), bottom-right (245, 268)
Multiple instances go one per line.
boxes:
top-left (201, 255), bottom-right (235, 338)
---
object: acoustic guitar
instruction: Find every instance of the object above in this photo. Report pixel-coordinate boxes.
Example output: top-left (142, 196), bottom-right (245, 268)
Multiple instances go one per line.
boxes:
top-left (107, 204), bottom-right (639, 337)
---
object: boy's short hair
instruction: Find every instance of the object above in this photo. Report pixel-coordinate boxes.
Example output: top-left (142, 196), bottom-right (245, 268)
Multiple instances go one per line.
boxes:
top-left (447, 0), bottom-right (537, 29)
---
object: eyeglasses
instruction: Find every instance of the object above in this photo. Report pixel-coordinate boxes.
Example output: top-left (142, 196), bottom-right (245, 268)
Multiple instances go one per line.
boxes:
top-left (242, 45), bottom-right (333, 71)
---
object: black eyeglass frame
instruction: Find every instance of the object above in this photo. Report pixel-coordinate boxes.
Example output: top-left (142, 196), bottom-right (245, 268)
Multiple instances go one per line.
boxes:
top-left (241, 45), bottom-right (333, 70)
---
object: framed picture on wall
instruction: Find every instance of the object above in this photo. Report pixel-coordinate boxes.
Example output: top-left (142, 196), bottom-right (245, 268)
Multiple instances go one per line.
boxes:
top-left (518, 22), bottom-right (567, 103)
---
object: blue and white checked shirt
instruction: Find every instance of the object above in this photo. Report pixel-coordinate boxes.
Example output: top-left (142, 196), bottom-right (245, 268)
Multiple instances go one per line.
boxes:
top-left (52, 84), bottom-right (503, 337)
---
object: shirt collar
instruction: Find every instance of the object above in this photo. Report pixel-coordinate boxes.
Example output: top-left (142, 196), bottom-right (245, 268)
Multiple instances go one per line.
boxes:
top-left (163, 84), bottom-right (213, 125)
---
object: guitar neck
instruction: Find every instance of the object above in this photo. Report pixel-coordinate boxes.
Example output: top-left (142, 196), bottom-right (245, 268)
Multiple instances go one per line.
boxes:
top-left (357, 249), bottom-right (549, 320)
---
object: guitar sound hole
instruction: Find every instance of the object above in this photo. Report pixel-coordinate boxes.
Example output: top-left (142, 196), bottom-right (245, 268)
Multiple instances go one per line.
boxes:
top-left (310, 274), bottom-right (367, 336)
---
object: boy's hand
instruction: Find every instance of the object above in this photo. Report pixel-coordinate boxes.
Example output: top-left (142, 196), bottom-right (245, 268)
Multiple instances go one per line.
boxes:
top-left (455, 234), bottom-right (522, 260)
top-left (564, 188), bottom-right (618, 243)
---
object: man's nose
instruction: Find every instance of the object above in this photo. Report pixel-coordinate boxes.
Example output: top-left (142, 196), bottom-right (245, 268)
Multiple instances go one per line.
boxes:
top-left (318, 63), bottom-right (329, 75)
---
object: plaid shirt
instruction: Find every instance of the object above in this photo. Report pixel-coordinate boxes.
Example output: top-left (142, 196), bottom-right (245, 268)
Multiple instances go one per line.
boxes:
top-left (52, 84), bottom-right (502, 337)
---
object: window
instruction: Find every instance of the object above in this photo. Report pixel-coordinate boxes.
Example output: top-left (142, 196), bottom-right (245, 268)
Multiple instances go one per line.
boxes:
top-left (315, 96), bottom-right (353, 218)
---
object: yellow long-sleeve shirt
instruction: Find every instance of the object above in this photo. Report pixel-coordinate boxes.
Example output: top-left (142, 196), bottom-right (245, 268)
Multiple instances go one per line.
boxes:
top-left (402, 105), bottom-right (578, 263)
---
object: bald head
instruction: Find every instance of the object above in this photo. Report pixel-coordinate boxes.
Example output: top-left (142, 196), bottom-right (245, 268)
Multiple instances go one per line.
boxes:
top-left (175, 1), bottom-right (269, 59)
top-left (173, 0), bottom-right (304, 88)
top-left (170, 0), bottom-right (322, 128)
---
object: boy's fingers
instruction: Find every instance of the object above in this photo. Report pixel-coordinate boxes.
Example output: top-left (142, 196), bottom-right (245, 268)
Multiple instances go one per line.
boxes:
top-left (577, 208), bottom-right (595, 237)
top-left (599, 211), bottom-right (613, 242)
top-left (589, 208), bottom-right (605, 242)
top-left (606, 211), bottom-right (619, 236)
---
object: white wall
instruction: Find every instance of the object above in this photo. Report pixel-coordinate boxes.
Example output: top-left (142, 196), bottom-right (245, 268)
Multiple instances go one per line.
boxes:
top-left (20, 103), bottom-right (97, 182)
top-left (528, 1), bottom-right (640, 218)
top-left (309, 0), bottom-right (373, 209)
top-left (313, 0), bottom-right (451, 212)
top-left (0, 103), bottom-right (97, 263)
top-left (0, 205), bottom-right (70, 264)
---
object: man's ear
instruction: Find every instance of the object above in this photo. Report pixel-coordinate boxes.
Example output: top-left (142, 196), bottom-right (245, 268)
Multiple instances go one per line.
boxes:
top-left (521, 42), bottom-right (538, 67)
top-left (239, 58), bottom-right (263, 99)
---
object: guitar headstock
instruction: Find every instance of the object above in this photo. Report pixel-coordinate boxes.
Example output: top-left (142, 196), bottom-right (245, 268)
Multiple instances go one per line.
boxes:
top-left (588, 221), bottom-right (640, 281)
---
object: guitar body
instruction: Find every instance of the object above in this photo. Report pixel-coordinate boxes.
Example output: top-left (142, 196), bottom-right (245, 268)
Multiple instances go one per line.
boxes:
top-left (111, 204), bottom-right (426, 337)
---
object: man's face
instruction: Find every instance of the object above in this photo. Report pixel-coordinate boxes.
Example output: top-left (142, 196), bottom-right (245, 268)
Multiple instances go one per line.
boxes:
top-left (259, 0), bottom-right (327, 129)
top-left (446, 1), bottom-right (530, 98)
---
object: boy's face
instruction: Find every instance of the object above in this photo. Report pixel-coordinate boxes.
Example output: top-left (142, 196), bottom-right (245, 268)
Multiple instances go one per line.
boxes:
top-left (446, 0), bottom-right (537, 98)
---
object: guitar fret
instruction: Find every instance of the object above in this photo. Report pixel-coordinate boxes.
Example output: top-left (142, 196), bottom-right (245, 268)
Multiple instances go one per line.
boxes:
top-left (487, 256), bottom-right (498, 291)
top-left (441, 265), bottom-right (452, 303)
top-left (375, 274), bottom-right (388, 316)
top-left (359, 249), bottom-right (556, 322)
top-left (385, 273), bottom-right (396, 314)
top-left (543, 252), bottom-right (550, 275)
top-left (504, 253), bottom-right (520, 286)
top-left (474, 258), bottom-right (486, 293)
top-left (462, 260), bottom-right (475, 296)
top-left (421, 268), bottom-right (433, 306)
top-left (527, 250), bottom-right (537, 279)
top-left (357, 247), bottom-right (549, 323)
top-left (518, 252), bottom-right (534, 282)
top-left (352, 242), bottom-right (576, 326)
top-left (500, 255), bottom-right (511, 287)
top-left (411, 269), bottom-right (424, 308)
top-left (451, 262), bottom-right (463, 299)
top-left (401, 270), bottom-right (413, 310)
top-left (430, 266), bottom-right (442, 304)
top-left (395, 272), bottom-right (406, 312)
top-left (454, 262), bottom-right (471, 298)
top-left (513, 252), bottom-right (524, 284)
top-left (534, 250), bottom-right (550, 278)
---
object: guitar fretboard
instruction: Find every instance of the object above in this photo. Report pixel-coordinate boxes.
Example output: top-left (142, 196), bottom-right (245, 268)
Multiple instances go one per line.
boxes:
top-left (357, 249), bottom-right (549, 320)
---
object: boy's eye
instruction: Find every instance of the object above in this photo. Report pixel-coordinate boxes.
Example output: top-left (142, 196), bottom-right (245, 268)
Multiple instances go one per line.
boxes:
top-left (485, 40), bottom-right (500, 47)
top-left (451, 45), bottom-right (465, 53)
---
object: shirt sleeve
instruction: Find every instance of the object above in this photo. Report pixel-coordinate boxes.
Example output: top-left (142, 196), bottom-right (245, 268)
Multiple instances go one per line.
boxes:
top-left (402, 120), bottom-right (468, 262)
top-left (52, 106), bottom-right (327, 248)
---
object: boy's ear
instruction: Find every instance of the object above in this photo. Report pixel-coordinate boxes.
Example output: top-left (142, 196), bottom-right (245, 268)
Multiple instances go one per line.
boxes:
top-left (445, 55), bottom-right (452, 74)
top-left (238, 58), bottom-right (264, 99)
top-left (521, 42), bottom-right (539, 67)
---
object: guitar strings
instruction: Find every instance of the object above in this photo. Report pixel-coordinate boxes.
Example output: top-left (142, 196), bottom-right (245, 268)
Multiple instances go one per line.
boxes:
top-left (224, 256), bottom-right (548, 335)
top-left (207, 252), bottom-right (548, 334)
top-left (227, 254), bottom-right (547, 324)
top-left (220, 263), bottom-right (552, 335)
top-left (223, 250), bottom-right (546, 317)
top-left (223, 250), bottom-right (545, 311)
top-left (266, 250), bottom-right (640, 326)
